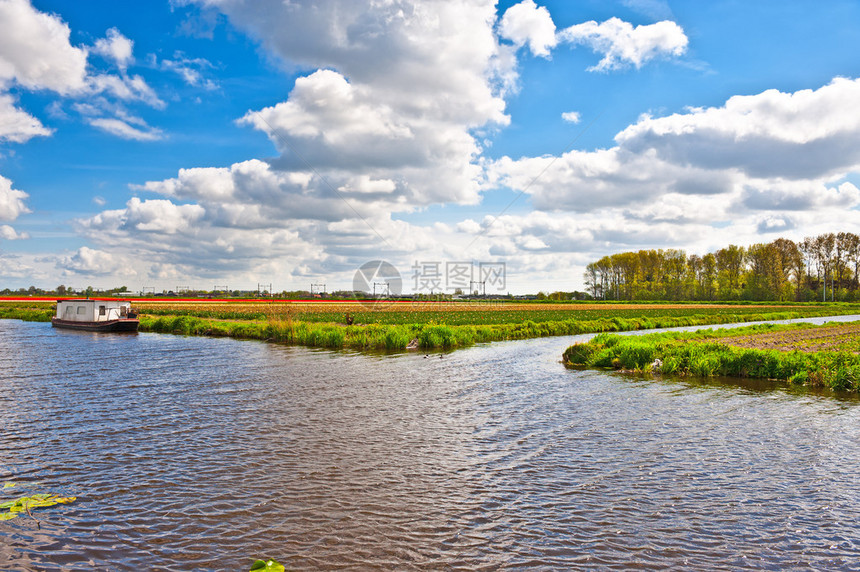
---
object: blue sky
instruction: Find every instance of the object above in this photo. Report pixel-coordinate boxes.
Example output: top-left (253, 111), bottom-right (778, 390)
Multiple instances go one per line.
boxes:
top-left (1, 0), bottom-right (860, 294)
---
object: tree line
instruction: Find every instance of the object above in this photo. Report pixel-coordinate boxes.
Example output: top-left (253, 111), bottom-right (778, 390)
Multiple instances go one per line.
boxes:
top-left (584, 232), bottom-right (860, 302)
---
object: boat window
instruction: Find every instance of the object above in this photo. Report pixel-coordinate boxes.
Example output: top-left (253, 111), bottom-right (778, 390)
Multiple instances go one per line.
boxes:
top-left (99, 306), bottom-right (106, 316)
top-left (77, 306), bottom-right (86, 314)
top-left (64, 306), bottom-right (74, 316)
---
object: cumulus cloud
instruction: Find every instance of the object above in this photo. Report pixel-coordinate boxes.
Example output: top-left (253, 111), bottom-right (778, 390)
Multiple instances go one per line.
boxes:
top-left (756, 214), bottom-right (795, 234)
top-left (477, 75), bottom-right (860, 290)
top-left (134, 159), bottom-right (377, 223)
top-left (561, 110), bottom-right (581, 123)
top-left (56, 246), bottom-right (136, 277)
top-left (92, 28), bottom-right (134, 71)
top-left (740, 181), bottom-right (860, 211)
top-left (617, 77), bottom-right (860, 180)
top-left (0, 0), bottom-right (88, 94)
top-left (491, 77), bottom-right (860, 221)
top-left (0, 175), bottom-right (30, 245)
top-left (558, 17), bottom-right (688, 71)
top-left (0, 1), bottom-right (164, 145)
top-left (0, 0), bottom-right (88, 142)
top-left (498, 0), bottom-right (557, 58)
top-left (0, 175), bottom-right (30, 221)
top-left (62, 0), bottom-right (529, 283)
top-left (0, 224), bottom-right (27, 239)
top-left (0, 252), bottom-right (38, 279)
top-left (489, 146), bottom-right (739, 213)
top-left (82, 197), bottom-right (205, 235)
top-left (198, 0), bottom-right (510, 206)
top-left (0, 92), bottom-right (52, 142)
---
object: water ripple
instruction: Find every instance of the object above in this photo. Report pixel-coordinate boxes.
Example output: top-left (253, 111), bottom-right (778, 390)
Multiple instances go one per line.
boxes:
top-left (2, 320), bottom-right (860, 569)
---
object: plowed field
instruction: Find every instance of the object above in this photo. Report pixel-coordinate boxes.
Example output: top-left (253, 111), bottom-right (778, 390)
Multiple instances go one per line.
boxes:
top-left (721, 323), bottom-right (860, 353)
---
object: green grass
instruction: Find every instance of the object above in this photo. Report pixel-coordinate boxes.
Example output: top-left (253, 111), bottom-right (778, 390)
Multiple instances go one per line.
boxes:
top-left (5, 300), bottom-right (860, 353)
top-left (137, 310), bottom-right (858, 351)
top-left (0, 305), bottom-right (53, 322)
top-left (563, 321), bottom-right (860, 391)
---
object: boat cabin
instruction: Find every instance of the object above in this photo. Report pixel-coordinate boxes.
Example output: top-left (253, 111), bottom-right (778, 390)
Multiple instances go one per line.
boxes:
top-left (56, 299), bottom-right (134, 323)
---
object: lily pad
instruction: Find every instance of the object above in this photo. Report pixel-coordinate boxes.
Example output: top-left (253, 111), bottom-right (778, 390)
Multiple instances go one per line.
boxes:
top-left (249, 559), bottom-right (285, 572)
top-left (0, 494), bottom-right (76, 520)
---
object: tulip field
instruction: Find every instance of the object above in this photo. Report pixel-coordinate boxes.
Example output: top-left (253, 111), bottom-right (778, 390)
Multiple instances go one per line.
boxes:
top-left (131, 299), bottom-right (847, 326)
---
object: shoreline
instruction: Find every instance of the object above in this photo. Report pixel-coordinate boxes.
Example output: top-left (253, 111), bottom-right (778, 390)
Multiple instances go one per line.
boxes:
top-left (3, 300), bottom-right (860, 351)
top-left (563, 320), bottom-right (860, 391)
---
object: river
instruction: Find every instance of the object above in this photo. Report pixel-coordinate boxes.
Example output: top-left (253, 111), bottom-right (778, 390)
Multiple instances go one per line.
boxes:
top-left (2, 318), bottom-right (860, 570)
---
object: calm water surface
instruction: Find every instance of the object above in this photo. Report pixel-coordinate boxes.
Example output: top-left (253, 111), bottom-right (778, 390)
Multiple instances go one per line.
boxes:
top-left (3, 319), bottom-right (860, 570)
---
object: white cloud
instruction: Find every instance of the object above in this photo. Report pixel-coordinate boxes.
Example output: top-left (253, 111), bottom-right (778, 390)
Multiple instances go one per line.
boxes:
top-left (756, 214), bottom-right (795, 234)
top-left (0, 92), bottom-right (52, 142)
top-left (92, 28), bottom-right (134, 71)
top-left (67, 0), bottom-right (524, 285)
top-left (558, 17), bottom-right (688, 71)
top-left (158, 52), bottom-right (218, 90)
top-left (0, 174), bottom-right (30, 221)
top-left (56, 246), bottom-right (136, 277)
top-left (87, 117), bottom-right (163, 141)
top-left (196, 0), bottom-right (511, 208)
top-left (617, 77), bottom-right (860, 180)
top-left (87, 74), bottom-right (164, 109)
top-left (83, 197), bottom-right (205, 235)
top-left (240, 66), bottom-right (485, 206)
top-left (492, 78), bottom-right (860, 219)
top-left (561, 110), bottom-right (581, 123)
top-left (479, 75), bottom-right (860, 290)
top-left (0, 0), bottom-right (88, 94)
top-left (498, 0), bottom-right (557, 58)
top-left (0, 252), bottom-right (38, 279)
top-left (739, 181), bottom-right (860, 212)
top-left (0, 224), bottom-right (27, 239)
top-left (0, 1), bottom-right (164, 145)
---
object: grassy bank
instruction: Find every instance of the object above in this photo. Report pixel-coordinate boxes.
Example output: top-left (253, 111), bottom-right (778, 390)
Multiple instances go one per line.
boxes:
top-left (4, 300), bottom-right (860, 352)
top-left (563, 321), bottom-right (860, 391)
top-left (0, 304), bottom-right (53, 322)
top-left (138, 309), bottom-right (852, 351)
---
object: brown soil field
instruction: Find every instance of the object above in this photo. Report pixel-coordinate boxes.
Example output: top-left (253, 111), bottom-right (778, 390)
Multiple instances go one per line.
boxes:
top-left (720, 323), bottom-right (860, 353)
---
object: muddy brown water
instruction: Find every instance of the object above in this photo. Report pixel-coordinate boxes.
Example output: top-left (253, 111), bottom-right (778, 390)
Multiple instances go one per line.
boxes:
top-left (3, 317), bottom-right (860, 570)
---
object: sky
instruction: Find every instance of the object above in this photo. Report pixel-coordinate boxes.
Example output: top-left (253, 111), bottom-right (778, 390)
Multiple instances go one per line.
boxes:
top-left (2, 0), bottom-right (860, 295)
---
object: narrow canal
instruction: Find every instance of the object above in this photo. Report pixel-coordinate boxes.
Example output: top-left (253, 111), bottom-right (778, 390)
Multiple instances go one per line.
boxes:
top-left (2, 318), bottom-right (860, 570)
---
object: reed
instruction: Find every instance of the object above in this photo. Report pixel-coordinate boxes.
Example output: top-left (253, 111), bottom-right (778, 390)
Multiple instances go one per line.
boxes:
top-left (562, 323), bottom-right (860, 391)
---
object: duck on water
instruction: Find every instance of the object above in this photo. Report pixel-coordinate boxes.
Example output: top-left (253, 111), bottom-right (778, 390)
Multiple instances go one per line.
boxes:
top-left (51, 299), bottom-right (140, 332)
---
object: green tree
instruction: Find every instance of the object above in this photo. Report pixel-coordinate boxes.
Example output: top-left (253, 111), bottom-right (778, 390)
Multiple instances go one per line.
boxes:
top-left (715, 245), bottom-right (745, 299)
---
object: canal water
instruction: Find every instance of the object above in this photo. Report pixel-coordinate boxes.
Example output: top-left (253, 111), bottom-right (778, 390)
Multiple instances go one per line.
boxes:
top-left (2, 318), bottom-right (860, 570)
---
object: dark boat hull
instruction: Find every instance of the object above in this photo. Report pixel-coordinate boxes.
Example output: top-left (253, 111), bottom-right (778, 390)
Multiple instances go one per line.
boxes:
top-left (51, 317), bottom-right (140, 332)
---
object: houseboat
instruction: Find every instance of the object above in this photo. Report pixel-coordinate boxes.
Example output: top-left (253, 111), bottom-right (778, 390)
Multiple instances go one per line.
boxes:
top-left (52, 299), bottom-right (140, 332)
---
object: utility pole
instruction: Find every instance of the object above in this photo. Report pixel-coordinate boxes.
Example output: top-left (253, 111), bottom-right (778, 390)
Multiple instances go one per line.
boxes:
top-left (311, 283), bottom-right (326, 296)
top-left (373, 282), bottom-right (390, 298)
top-left (258, 283), bottom-right (273, 298)
top-left (469, 280), bottom-right (486, 296)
